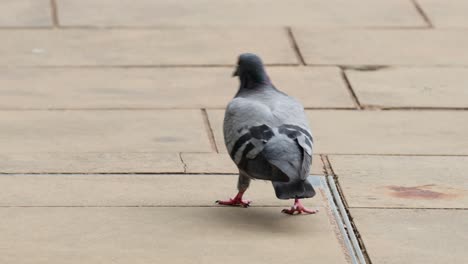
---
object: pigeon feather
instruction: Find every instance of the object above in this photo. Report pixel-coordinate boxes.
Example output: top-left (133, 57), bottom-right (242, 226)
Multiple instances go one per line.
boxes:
top-left (224, 53), bottom-right (315, 200)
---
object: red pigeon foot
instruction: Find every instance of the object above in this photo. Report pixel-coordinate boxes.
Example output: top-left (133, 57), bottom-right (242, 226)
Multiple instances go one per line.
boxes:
top-left (282, 198), bottom-right (319, 215)
top-left (216, 191), bottom-right (251, 208)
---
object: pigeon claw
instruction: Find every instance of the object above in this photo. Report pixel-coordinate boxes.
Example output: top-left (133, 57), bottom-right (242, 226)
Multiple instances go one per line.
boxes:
top-left (216, 198), bottom-right (251, 208)
top-left (281, 207), bottom-right (319, 215)
top-left (281, 199), bottom-right (319, 215)
top-left (216, 191), bottom-right (251, 208)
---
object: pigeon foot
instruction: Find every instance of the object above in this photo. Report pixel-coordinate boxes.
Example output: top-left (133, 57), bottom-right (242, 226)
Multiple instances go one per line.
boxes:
top-left (216, 191), bottom-right (251, 208)
top-left (282, 198), bottom-right (318, 215)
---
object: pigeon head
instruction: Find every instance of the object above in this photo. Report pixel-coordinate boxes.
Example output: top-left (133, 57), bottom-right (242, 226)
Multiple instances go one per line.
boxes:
top-left (233, 53), bottom-right (271, 89)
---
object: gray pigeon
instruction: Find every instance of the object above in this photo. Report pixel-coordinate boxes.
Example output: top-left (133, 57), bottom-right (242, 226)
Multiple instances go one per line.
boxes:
top-left (216, 53), bottom-right (317, 215)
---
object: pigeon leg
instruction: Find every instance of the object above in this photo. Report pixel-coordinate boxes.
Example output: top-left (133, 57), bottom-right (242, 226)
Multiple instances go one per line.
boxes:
top-left (216, 172), bottom-right (252, 207)
top-left (281, 198), bottom-right (319, 215)
top-left (216, 191), bottom-right (251, 207)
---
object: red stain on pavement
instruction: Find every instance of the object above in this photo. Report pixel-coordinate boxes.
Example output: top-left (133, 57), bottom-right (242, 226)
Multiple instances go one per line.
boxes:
top-left (385, 184), bottom-right (460, 200)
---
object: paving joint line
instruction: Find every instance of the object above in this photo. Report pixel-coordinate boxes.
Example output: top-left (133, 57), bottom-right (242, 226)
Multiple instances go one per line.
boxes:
top-left (0, 26), bottom-right (54, 29)
top-left (286, 27), bottom-right (306, 66)
top-left (320, 153), bottom-right (468, 157)
top-left (353, 106), bottom-right (468, 111)
top-left (304, 107), bottom-right (357, 110)
top-left (312, 64), bottom-right (468, 69)
top-left (342, 65), bottom-right (390, 72)
top-left (324, 155), bottom-right (372, 264)
top-left (339, 67), bottom-right (362, 110)
top-left (178, 153), bottom-right (187, 173)
top-left (411, 0), bottom-right (434, 28)
top-left (380, 107), bottom-right (468, 111)
top-left (3, 64), bottom-right (468, 69)
top-left (0, 107), bottom-right (359, 111)
top-left (0, 25), bottom-right (445, 30)
top-left (0, 107), bottom-right (467, 111)
top-left (0, 64), bottom-right (297, 69)
top-left (350, 206), bottom-right (467, 210)
top-left (319, 178), bottom-right (360, 263)
top-left (0, 205), bottom-right (297, 208)
top-left (324, 155), bottom-right (349, 208)
top-left (201, 108), bottom-right (219, 153)
top-left (49, 0), bottom-right (60, 28)
top-left (0, 172), bottom-right (238, 175)
top-left (320, 154), bottom-right (334, 176)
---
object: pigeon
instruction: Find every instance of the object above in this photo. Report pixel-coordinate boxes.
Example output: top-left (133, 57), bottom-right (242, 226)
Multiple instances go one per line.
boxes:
top-left (216, 53), bottom-right (318, 215)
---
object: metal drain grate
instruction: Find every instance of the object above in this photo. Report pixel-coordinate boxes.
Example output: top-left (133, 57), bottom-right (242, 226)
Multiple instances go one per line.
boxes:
top-left (308, 176), bottom-right (367, 264)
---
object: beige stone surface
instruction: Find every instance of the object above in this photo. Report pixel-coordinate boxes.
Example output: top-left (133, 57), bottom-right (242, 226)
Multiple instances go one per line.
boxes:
top-left (329, 155), bottom-right (468, 208)
top-left (182, 153), bottom-right (325, 175)
top-left (0, 174), bottom-right (325, 207)
top-left (305, 110), bottom-right (468, 154)
top-left (0, 207), bottom-right (347, 264)
top-left (419, 0), bottom-right (468, 28)
top-left (57, 0), bottom-right (424, 28)
top-left (351, 208), bottom-right (468, 263)
top-left (3, 0), bottom-right (468, 262)
top-left (0, 110), bottom-right (211, 153)
top-left (0, 67), bottom-right (351, 109)
top-left (294, 29), bottom-right (468, 66)
top-left (0, 29), bottom-right (296, 66)
top-left (313, 155), bottom-right (326, 175)
top-left (346, 67), bottom-right (468, 108)
top-left (0, 0), bottom-right (51, 27)
top-left (208, 110), bottom-right (468, 155)
top-left (182, 153), bottom-right (238, 173)
top-left (0, 153), bottom-right (183, 173)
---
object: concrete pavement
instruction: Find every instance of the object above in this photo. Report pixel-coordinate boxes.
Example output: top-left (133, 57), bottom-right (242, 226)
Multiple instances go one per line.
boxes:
top-left (0, 0), bottom-right (467, 263)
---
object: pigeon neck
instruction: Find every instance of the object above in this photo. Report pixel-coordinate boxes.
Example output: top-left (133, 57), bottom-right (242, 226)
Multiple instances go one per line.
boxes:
top-left (239, 71), bottom-right (271, 89)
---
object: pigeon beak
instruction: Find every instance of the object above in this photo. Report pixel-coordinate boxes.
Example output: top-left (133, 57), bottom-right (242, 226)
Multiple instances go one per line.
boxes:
top-left (232, 67), bottom-right (239, 77)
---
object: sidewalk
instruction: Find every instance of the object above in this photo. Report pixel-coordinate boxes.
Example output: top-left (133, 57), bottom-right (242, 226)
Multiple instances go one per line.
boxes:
top-left (0, 1), bottom-right (467, 263)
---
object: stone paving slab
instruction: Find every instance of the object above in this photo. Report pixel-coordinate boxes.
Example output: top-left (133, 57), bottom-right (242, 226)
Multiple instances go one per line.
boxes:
top-left (182, 153), bottom-right (325, 175)
top-left (0, 206), bottom-right (347, 264)
top-left (0, 153), bottom-right (183, 173)
top-left (208, 110), bottom-right (468, 155)
top-left (0, 110), bottom-right (211, 153)
top-left (57, 0), bottom-right (424, 28)
top-left (418, 0), bottom-right (468, 28)
top-left (351, 208), bottom-right (468, 263)
top-left (0, 67), bottom-right (351, 109)
top-left (294, 29), bottom-right (468, 66)
top-left (182, 153), bottom-right (238, 173)
top-left (346, 67), bottom-right (468, 108)
top-left (0, 174), bottom-right (324, 207)
top-left (329, 155), bottom-right (468, 208)
top-left (0, 0), bottom-right (51, 27)
top-left (303, 110), bottom-right (468, 154)
top-left (0, 29), bottom-right (296, 66)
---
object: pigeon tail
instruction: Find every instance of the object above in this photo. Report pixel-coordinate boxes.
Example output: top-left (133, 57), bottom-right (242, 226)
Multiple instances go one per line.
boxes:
top-left (261, 133), bottom-right (310, 179)
top-left (272, 179), bottom-right (316, 200)
top-left (265, 135), bottom-right (315, 200)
